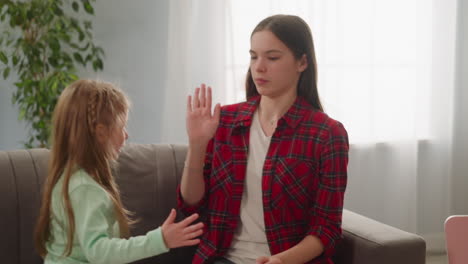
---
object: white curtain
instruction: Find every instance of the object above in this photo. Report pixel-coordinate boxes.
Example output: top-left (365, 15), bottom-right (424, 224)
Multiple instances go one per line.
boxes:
top-left (164, 0), bottom-right (458, 251)
top-left (161, 0), bottom-right (226, 143)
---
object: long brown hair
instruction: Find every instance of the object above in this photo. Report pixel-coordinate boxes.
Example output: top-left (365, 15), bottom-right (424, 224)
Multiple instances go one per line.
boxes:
top-left (246, 14), bottom-right (323, 111)
top-left (35, 80), bottom-right (133, 257)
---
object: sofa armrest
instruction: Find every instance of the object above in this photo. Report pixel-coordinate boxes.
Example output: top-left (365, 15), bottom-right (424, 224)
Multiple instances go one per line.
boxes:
top-left (334, 209), bottom-right (426, 264)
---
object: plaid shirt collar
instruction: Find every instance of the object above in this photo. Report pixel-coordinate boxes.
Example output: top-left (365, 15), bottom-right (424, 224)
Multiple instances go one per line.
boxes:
top-left (233, 95), bottom-right (313, 129)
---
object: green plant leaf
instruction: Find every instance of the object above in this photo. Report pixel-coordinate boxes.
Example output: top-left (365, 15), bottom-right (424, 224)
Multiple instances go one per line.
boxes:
top-left (0, 51), bottom-right (7, 64)
top-left (72, 1), bottom-right (79, 12)
top-left (3, 67), bottom-right (10, 79)
top-left (83, 1), bottom-right (94, 15)
top-left (96, 58), bottom-right (103, 70)
top-left (19, 108), bottom-right (26, 120)
top-left (84, 54), bottom-right (92, 63)
top-left (92, 60), bottom-right (98, 71)
top-left (14, 14), bottom-right (23, 26)
top-left (84, 21), bottom-right (92, 30)
top-left (9, 17), bottom-right (15, 27)
top-left (48, 56), bottom-right (57, 67)
top-left (73, 52), bottom-right (84, 65)
top-left (69, 73), bottom-right (79, 80)
top-left (2, 0), bottom-right (101, 148)
top-left (69, 43), bottom-right (79, 49)
top-left (78, 31), bottom-right (85, 41)
top-left (53, 5), bottom-right (64, 16)
top-left (12, 55), bottom-right (18, 66)
top-left (80, 43), bottom-right (90, 51)
top-left (48, 38), bottom-right (60, 52)
top-left (51, 79), bottom-right (58, 92)
top-left (96, 46), bottom-right (105, 56)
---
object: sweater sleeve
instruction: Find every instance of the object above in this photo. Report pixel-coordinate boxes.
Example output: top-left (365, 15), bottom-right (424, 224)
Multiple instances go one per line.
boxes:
top-left (70, 184), bottom-right (169, 263)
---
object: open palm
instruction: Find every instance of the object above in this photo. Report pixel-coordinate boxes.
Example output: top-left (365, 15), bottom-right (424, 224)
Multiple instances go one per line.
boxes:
top-left (186, 84), bottom-right (221, 146)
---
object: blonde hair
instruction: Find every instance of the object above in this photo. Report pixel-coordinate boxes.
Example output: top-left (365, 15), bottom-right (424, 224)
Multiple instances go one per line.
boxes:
top-left (35, 80), bottom-right (133, 257)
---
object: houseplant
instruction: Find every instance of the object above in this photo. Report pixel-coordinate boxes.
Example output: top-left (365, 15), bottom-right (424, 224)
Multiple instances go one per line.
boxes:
top-left (0, 0), bottom-right (104, 148)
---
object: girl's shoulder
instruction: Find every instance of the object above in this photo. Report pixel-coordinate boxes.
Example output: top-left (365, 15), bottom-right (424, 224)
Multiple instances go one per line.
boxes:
top-left (66, 169), bottom-right (104, 194)
top-left (298, 109), bottom-right (348, 143)
top-left (294, 96), bottom-right (345, 131)
top-left (219, 98), bottom-right (258, 124)
top-left (52, 169), bottom-right (109, 207)
top-left (306, 110), bottom-right (343, 128)
top-left (220, 101), bottom-right (249, 115)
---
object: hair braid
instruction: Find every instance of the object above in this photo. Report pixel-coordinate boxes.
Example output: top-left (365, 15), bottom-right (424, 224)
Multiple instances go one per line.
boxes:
top-left (87, 90), bottom-right (99, 133)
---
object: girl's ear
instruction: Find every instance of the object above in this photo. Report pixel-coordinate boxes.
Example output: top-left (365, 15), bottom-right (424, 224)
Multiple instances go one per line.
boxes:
top-left (95, 124), bottom-right (108, 144)
top-left (297, 54), bottom-right (308, 73)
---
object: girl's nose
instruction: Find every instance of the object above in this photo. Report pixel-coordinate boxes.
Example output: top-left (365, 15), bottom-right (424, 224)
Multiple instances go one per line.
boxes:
top-left (254, 58), bottom-right (266, 73)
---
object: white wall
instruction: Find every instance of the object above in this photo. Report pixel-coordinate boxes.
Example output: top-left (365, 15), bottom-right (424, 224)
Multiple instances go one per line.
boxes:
top-left (0, 72), bottom-right (27, 150)
top-left (85, 0), bottom-right (170, 145)
top-left (0, 19), bottom-right (27, 149)
top-left (0, 0), bottom-right (170, 149)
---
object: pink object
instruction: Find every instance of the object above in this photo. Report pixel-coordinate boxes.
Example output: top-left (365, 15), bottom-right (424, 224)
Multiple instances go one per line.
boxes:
top-left (445, 215), bottom-right (468, 264)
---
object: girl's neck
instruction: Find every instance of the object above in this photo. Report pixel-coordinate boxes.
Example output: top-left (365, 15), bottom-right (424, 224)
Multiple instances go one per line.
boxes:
top-left (258, 93), bottom-right (297, 124)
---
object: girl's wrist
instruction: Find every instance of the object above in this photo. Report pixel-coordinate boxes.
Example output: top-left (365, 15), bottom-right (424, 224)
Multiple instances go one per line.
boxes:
top-left (183, 161), bottom-right (204, 171)
top-left (185, 143), bottom-right (207, 171)
top-left (188, 141), bottom-right (208, 152)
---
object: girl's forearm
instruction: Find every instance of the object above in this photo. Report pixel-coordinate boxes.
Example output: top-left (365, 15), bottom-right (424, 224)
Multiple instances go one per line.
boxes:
top-left (180, 144), bottom-right (207, 205)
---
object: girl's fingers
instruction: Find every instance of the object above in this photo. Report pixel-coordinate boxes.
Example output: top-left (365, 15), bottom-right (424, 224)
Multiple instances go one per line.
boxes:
top-left (163, 209), bottom-right (176, 226)
top-left (200, 85), bottom-right (206, 107)
top-left (182, 239), bottom-right (201, 246)
top-left (184, 229), bottom-right (203, 241)
top-left (183, 222), bottom-right (204, 234)
top-left (194, 87), bottom-right (200, 108)
top-left (189, 229), bottom-right (203, 238)
top-left (207, 86), bottom-right (212, 111)
top-left (187, 95), bottom-right (192, 113)
top-left (213, 103), bottom-right (221, 121)
top-left (179, 213), bottom-right (199, 227)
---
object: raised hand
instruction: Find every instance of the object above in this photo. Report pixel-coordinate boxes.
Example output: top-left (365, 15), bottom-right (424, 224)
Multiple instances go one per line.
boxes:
top-left (161, 209), bottom-right (204, 249)
top-left (186, 84), bottom-right (221, 147)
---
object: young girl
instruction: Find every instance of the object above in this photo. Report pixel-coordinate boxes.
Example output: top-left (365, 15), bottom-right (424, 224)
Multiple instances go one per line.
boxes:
top-left (179, 15), bottom-right (349, 264)
top-left (35, 80), bottom-right (203, 263)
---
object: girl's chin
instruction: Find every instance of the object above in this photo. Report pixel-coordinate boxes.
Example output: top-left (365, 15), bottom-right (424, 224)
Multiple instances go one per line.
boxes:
top-left (110, 148), bottom-right (123, 160)
top-left (256, 86), bottom-right (271, 94)
top-left (256, 88), bottom-right (277, 97)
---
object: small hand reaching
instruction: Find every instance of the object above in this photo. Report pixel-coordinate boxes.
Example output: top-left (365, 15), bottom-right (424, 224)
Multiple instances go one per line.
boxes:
top-left (161, 209), bottom-right (204, 248)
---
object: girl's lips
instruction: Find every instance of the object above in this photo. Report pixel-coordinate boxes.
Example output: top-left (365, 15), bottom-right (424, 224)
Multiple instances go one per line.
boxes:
top-left (255, 78), bottom-right (268, 85)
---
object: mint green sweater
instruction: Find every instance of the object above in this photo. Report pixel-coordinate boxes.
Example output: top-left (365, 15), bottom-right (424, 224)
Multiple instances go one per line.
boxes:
top-left (44, 169), bottom-right (169, 263)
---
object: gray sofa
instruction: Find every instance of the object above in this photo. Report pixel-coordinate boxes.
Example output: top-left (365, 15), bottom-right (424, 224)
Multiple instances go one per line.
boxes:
top-left (0, 144), bottom-right (426, 264)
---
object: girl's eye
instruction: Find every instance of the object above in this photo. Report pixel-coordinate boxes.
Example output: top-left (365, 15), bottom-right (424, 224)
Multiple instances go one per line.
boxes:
top-left (250, 56), bottom-right (257, 60)
top-left (269, 57), bottom-right (279, 61)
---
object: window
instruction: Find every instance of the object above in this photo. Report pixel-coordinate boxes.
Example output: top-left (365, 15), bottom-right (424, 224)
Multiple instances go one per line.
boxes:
top-left (225, 0), bottom-right (433, 143)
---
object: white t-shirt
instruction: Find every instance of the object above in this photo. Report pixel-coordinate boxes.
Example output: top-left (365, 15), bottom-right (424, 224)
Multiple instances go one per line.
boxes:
top-left (225, 110), bottom-right (272, 264)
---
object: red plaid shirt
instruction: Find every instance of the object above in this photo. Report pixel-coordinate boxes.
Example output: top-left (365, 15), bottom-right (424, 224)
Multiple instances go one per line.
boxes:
top-left (178, 96), bottom-right (349, 264)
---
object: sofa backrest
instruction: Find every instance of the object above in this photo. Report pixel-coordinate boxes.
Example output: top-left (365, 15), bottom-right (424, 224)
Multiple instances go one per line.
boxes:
top-left (0, 143), bottom-right (192, 264)
top-left (0, 148), bottom-right (49, 264)
top-left (0, 143), bottom-right (426, 264)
